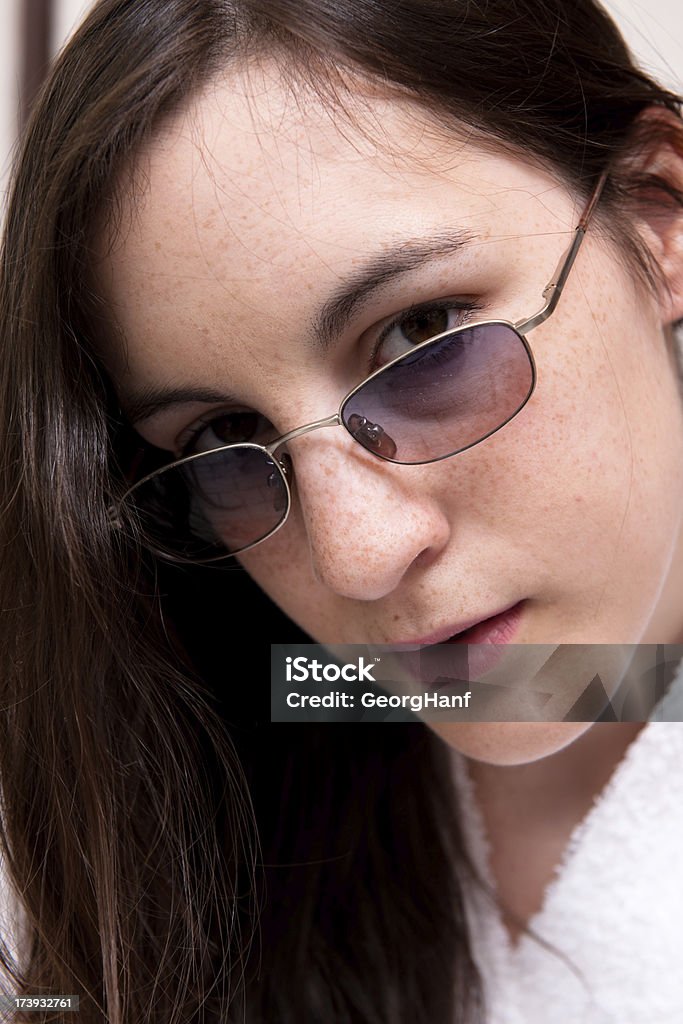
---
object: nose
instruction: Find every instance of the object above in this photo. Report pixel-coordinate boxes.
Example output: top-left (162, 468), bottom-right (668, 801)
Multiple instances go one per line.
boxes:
top-left (286, 431), bottom-right (452, 601)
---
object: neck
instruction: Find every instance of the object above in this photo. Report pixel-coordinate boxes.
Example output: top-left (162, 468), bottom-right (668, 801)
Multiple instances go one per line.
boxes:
top-left (463, 720), bottom-right (647, 945)
top-left (465, 720), bottom-right (646, 823)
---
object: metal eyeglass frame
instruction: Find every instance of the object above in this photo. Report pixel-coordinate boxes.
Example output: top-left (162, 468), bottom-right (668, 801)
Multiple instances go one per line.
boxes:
top-left (109, 170), bottom-right (608, 562)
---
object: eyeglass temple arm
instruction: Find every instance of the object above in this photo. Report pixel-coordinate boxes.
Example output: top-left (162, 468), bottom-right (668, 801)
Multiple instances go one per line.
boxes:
top-left (515, 170), bottom-right (608, 335)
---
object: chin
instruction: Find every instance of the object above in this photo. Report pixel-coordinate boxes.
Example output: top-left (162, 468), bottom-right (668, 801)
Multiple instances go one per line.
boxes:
top-left (427, 720), bottom-right (595, 766)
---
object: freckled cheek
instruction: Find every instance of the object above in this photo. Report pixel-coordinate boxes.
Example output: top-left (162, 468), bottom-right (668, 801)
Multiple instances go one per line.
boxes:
top-left (237, 520), bottom-right (304, 581)
top-left (488, 336), bottom-right (683, 591)
top-left (238, 535), bottom-right (347, 640)
top-left (236, 513), bottom-right (323, 615)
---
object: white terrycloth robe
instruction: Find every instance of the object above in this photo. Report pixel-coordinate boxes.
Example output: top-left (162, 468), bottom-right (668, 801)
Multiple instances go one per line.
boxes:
top-left (449, 659), bottom-right (683, 1024)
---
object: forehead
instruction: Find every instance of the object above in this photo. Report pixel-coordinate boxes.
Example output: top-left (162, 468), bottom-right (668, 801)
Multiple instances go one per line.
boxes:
top-left (96, 59), bottom-right (562, 405)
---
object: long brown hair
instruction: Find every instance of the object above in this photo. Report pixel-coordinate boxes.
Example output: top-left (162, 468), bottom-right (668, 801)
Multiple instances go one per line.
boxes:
top-left (1, 2), bottom-right (681, 1021)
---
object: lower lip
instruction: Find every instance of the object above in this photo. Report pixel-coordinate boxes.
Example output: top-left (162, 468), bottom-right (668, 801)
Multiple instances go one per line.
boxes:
top-left (394, 601), bottom-right (525, 685)
top-left (440, 601), bottom-right (525, 680)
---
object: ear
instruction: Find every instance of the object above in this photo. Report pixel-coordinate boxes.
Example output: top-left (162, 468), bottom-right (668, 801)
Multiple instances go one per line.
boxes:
top-left (615, 107), bottom-right (683, 326)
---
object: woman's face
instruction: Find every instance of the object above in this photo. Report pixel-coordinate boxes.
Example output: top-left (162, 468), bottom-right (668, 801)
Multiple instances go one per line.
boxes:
top-left (97, 62), bottom-right (683, 764)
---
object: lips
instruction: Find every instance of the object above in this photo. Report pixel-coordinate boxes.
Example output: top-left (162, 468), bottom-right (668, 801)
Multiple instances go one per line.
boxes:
top-left (398, 601), bottom-right (525, 648)
top-left (387, 601), bottom-right (526, 684)
top-left (444, 602), bottom-right (524, 645)
top-left (444, 601), bottom-right (525, 679)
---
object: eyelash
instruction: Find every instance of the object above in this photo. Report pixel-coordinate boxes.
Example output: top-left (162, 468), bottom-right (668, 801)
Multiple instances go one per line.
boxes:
top-left (175, 296), bottom-right (485, 456)
top-left (367, 297), bottom-right (482, 371)
top-left (175, 408), bottom-right (254, 458)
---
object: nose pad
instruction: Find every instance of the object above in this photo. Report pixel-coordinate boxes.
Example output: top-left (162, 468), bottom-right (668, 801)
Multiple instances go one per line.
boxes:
top-left (346, 414), bottom-right (398, 459)
top-left (267, 452), bottom-right (292, 514)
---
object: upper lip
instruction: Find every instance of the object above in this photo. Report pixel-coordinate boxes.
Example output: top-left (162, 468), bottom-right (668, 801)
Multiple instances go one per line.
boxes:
top-left (388, 601), bottom-right (522, 647)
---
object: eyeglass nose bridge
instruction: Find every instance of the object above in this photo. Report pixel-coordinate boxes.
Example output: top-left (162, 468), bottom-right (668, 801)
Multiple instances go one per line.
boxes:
top-left (265, 412), bottom-right (342, 458)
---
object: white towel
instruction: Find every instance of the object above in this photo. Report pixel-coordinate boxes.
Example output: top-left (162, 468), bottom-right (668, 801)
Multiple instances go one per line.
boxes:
top-left (450, 657), bottom-right (683, 1024)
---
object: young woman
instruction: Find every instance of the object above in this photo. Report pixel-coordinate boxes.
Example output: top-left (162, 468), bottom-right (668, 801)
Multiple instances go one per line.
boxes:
top-left (0, 1), bottom-right (682, 1021)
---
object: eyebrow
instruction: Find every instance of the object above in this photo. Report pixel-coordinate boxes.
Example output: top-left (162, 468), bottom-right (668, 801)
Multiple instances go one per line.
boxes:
top-left (121, 231), bottom-right (474, 426)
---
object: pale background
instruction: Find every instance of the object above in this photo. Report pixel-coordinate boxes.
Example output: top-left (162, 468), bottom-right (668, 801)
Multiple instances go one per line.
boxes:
top-left (1, 0), bottom-right (682, 205)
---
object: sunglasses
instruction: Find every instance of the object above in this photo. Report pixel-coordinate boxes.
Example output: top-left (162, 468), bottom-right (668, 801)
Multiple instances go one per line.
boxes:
top-left (109, 172), bottom-right (607, 564)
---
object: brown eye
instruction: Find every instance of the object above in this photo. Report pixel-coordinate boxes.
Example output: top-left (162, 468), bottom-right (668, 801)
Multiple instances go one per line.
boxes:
top-left (185, 411), bottom-right (272, 454)
top-left (401, 308), bottom-right (449, 344)
top-left (373, 302), bottom-right (476, 368)
top-left (211, 412), bottom-right (260, 443)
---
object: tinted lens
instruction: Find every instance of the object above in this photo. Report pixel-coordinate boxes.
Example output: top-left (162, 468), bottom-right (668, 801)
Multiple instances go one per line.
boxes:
top-left (123, 444), bottom-right (289, 562)
top-left (340, 323), bottom-right (534, 463)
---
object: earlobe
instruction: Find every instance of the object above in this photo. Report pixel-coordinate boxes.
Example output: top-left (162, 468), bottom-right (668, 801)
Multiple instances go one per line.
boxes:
top-left (618, 106), bottom-right (683, 325)
top-left (639, 165), bottom-right (683, 324)
top-left (651, 199), bottom-right (683, 325)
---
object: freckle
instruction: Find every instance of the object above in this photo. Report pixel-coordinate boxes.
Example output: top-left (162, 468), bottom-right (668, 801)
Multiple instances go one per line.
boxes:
top-left (154, 241), bottom-right (161, 252)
